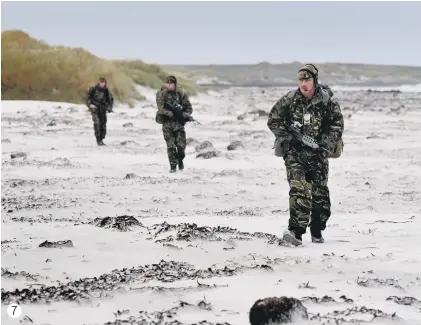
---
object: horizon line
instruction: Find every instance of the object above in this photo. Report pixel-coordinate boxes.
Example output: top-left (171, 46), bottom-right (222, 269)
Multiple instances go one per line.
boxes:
top-left (3, 29), bottom-right (421, 69)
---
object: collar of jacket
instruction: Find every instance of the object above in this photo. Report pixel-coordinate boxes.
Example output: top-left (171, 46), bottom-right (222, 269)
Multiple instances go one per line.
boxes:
top-left (296, 86), bottom-right (329, 105)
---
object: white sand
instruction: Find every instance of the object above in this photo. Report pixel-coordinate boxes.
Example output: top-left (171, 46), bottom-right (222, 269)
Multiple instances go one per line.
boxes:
top-left (1, 86), bottom-right (421, 325)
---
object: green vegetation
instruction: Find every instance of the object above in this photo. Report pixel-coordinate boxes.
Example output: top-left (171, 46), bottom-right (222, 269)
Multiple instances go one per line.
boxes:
top-left (1, 30), bottom-right (198, 107)
top-left (113, 60), bottom-right (197, 96)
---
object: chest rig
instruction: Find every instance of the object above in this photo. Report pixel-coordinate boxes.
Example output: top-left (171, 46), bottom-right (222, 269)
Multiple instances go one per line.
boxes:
top-left (155, 87), bottom-right (184, 125)
top-left (163, 87), bottom-right (183, 106)
top-left (89, 86), bottom-right (111, 106)
top-left (286, 89), bottom-right (330, 140)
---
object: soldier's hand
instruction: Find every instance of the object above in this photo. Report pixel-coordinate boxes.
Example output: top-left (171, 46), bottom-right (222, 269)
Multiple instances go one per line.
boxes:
top-left (89, 104), bottom-right (97, 112)
top-left (166, 111), bottom-right (174, 118)
top-left (320, 150), bottom-right (329, 158)
top-left (183, 113), bottom-right (192, 121)
top-left (290, 137), bottom-right (301, 148)
top-left (319, 139), bottom-right (330, 151)
top-left (319, 140), bottom-right (330, 158)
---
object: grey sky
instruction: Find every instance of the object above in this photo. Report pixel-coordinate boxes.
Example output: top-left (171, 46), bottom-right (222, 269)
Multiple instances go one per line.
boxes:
top-left (2, 1), bottom-right (421, 66)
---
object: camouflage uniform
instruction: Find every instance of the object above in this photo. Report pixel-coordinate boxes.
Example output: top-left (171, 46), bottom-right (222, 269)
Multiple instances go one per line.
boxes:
top-left (85, 78), bottom-right (114, 145)
top-left (267, 64), bottom-right (344, 244)
top-left (156, 80), bottom-right (193, 172)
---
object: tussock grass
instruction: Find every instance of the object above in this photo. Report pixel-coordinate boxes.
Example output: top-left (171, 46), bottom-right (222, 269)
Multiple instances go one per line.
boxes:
top-left (1, 30), bottom-right (197, 107)
top-left (113, 60), bottom-right (197, 96)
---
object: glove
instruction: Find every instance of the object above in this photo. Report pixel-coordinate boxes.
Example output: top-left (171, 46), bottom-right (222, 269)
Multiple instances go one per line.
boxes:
top-left (173, 110), bottom-right (185, 122)
top-left (289, 137), bottom-right (302, 149)
top-left (319, 140), bottom-right (329, 150)
top-left (89, 104), bottom-right (97, 112)
top-left (165, 111), bottom-right (174, 118)
top-left (280, 136), bottom-right (298, 154)
top-left (182, 113), bottom-right (192, 122)
top-left (319, 139), bottom-right (330, 158)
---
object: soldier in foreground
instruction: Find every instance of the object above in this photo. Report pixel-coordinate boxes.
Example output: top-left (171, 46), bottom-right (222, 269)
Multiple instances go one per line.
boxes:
top-left (156, 76), bottom-right (193, 173)
top-left (85, 77), bottom-right (114, 146)
top-left (267, 64), bottom-right (344, 246)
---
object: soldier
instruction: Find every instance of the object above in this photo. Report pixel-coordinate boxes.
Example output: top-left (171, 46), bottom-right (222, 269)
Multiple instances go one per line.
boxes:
top-left (85, 77), bottom-right (114, 146)
top-left (267, 64), bottom-right (344, 246)
top-left (156, 76), bottom-right (193, 173)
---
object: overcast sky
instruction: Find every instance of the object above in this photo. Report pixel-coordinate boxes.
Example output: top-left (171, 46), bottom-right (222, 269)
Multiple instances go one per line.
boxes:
top-left (2, 1), bottom-right (421, 66)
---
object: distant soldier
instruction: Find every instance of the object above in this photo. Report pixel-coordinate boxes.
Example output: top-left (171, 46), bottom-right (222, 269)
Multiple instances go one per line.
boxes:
top-left (85, 77), bottom-right (114, 146)
top-left (267, 64), bottom-right (344, 246)
top-left (155, 76), bottom-right (193, 173)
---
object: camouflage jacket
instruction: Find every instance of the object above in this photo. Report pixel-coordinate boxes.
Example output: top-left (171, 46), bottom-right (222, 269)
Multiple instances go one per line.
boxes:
top-left (85, 85), bottom-right (114, 110)
top-left (156, 86), bottom-right (193, 123)
top-left (267, 86), bottom-right (344, 152)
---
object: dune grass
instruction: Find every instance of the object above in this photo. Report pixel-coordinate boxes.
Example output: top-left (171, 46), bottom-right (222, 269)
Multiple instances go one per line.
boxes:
top-left (1, 30), bottom-right (197, 107)
top-left (113, 60), bottom-right (197, 96)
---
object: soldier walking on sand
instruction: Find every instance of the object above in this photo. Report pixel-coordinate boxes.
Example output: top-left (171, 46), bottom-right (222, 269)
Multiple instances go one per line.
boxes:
top-left (267, 64), bottom-right (344, 246)
top-left (155, 76), bottom-right (193, 173)
top-left (85, 77), bottom-right (114, 146)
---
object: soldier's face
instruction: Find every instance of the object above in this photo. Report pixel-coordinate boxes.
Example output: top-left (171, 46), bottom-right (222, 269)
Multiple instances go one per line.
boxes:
top-left (166, 82), bottom-right (176, 90)
top-left (299, 78), bottom-right (315, 95)
top-left (99, 81), bottom-right (106, 88)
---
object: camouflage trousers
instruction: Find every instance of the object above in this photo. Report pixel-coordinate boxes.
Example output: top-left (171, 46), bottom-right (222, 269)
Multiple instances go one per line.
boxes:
top-left (162, 121), bottom-right (186, 168)
top-left (283, 149), bottom-right (331, 234)
top-left (91, 110), bottom-right (107, 140)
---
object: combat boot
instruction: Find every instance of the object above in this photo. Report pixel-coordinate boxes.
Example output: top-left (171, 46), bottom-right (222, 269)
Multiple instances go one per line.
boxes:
top-left (177, 148), bottom-right (185, 171)
top-left (169, 165), bottom-right (177, 173)
top-left (310, 228), bottom-right (324, 243)
top-left (282, 229), bottom-right (304, 246)
top-left (96, 137), bottom-right (104, 146)
top-left (178, 158), bottom-right (184, 170)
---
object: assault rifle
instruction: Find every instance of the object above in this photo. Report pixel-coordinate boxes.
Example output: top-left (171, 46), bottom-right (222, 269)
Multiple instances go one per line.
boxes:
top-left (90, 99), bottom-right (113, 113)
top-left (164, 101), bottom-right (201, 125)
top-left (286, 121), bottom-right (330, 154)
